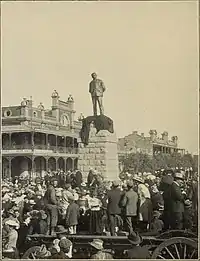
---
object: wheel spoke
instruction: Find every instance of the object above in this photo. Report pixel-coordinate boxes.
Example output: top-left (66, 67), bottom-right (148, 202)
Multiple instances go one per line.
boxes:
top-left (31, 252), bottom-right (36, 259)
top-left (183, 244), bottom-right (187, 259)
top-left (164, 247), bottom-right (176, 259)
top-left (173, 244), bottom-right (180, 259)
top-left (189, 249), bottom-right (196, 259)
top-left (158, 255), bottom-right (165, 259)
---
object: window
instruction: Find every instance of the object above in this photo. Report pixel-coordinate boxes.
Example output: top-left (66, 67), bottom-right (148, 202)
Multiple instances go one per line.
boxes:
top-left (33, 111), bottom-right (37, 117)
top-left (61, 114), bottom-right (69, 126)
top-left (4, 110), bottom-right (12, 117)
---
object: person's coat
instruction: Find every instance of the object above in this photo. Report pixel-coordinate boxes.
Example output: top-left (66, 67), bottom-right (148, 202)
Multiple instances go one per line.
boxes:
top-left (89, 79), bottom-right (105, 97)
top-left (107, 188), bottom-right (122, 215)
top-left (66, 203), bottom-right (80, 227)
top-left (126, 245), bottom-right (150, 259)
top-left (170, 182), bottom-right (184, 213)
top-left (120, 189), bottom-right (138, 216)
top-left (44, 185), bottom-right (57, 205)
top-left (75, 171), bottom-right (82, 187)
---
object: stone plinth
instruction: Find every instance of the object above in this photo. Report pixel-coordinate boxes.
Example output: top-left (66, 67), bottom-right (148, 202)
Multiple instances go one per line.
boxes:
top-left (78, 127), bottom-right (119, 181)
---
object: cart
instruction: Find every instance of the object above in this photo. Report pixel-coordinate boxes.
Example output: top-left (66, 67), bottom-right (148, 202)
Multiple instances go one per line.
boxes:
top-left (21, 230), bottom-right (198, 259)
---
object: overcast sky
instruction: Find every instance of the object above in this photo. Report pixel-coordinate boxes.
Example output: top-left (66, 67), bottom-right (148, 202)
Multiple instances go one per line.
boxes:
top-left (1, 1), bottom-right (198, 153)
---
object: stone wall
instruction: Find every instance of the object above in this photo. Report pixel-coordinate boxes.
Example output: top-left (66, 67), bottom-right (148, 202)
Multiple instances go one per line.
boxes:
top-left (78, 128), bottom-right (119, 181)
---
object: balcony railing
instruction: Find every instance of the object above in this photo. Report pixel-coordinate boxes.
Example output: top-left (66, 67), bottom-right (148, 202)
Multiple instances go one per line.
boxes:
top-left (2, 144), bottom-right (78, 154)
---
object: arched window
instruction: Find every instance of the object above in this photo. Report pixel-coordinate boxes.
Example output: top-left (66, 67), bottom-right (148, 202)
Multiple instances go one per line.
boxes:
top-left (61, 114), bottom-right (69, 126)
top-left (33, 111), bottom-right (37, 117)
top-left (4, 109), bottom-right (12, 117)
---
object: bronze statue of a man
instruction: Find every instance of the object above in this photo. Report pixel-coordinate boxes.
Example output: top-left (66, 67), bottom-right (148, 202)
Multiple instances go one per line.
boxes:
top-left (89, 72), bottom-right (106, 116)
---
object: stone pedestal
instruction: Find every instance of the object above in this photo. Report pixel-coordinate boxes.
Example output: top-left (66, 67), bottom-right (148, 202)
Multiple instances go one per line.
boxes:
top-left (78, 127), bottom-right (119, 181)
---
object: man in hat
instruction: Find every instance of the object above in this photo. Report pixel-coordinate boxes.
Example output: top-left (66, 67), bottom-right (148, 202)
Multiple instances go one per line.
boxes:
top-left (169, 171), bottom-right (185, 229)
top-left (43, 177), bottom-right (59, 235)
top-left (89, 72), bottom-right (106, 116)
top-left (107, 180), bottom-right (122, 236)
top-left (89, 239), bottom-right (113, 259)
top-left (120, 180), bottom-right (138, 234)
top-left (125, 232), bottom-right (150, 259)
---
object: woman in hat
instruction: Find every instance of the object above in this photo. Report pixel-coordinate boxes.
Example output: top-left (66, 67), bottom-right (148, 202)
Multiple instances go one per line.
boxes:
top-left (88, 190), bottom-right (103, 235)
top-left (3, 219), bottom-right (19, 258)
top-left (89, 239), bottom-right (113, 259)
top-left (125, 232), bottom-right (150, 259)
top-left (133, 176), bottom-right (152, 231)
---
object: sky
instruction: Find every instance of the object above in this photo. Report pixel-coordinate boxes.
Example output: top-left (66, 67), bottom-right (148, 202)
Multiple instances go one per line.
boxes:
top-left (1, 1), bottom-right (198, 153)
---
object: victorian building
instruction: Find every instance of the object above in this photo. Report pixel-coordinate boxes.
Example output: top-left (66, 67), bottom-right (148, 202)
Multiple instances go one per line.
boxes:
top-left (2, 91), bottom-right (82, 179)
top-left (118, 130), bottom-right (185, 157)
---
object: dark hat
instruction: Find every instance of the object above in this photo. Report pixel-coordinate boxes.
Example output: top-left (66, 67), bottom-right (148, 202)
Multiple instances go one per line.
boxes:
top-left (55, 225), bottom-right (68, 234)
top-left (128, 232), bottom-right (142, 245)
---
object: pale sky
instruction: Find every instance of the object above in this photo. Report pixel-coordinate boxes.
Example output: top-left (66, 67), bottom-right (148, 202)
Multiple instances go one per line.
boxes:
top-left (1, 1), bottom-right (198, 153)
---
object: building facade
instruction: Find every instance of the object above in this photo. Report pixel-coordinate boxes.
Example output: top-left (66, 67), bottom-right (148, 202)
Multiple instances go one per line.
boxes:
top-left (2, 91), bottom-right (82, 179)
top-left (118, 130), bottom-right (185, 157)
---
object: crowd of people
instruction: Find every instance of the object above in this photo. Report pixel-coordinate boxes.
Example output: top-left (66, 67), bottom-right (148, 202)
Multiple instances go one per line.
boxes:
top-left (2, 167), bottom-right (198, 259)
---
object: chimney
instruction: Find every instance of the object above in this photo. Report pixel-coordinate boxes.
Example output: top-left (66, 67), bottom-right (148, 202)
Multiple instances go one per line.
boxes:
top-left (141, 133), bottom-right (144, 138)
top-left (132, 131), bottom-right (138, 135)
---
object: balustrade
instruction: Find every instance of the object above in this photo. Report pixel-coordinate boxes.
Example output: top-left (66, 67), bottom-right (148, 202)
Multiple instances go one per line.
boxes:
top-left (3, 144), bottom-right (78, 154)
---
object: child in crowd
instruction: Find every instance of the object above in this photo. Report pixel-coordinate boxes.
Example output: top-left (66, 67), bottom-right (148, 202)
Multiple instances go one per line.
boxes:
top-left (66, 195), bottom-right (80, 234)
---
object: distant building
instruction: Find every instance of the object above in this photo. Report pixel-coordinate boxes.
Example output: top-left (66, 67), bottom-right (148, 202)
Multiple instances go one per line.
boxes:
top-left (2, 91), bottom-right (82, 179)
top-left (118, 130), bottom-right (185, 157)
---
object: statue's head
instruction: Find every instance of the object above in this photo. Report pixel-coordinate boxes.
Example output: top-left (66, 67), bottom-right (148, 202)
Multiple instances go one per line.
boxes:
top-left (91, 72), bottom-right (97, 79)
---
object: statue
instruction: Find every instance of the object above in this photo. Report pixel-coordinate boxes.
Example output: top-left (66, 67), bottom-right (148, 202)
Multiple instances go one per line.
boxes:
top-left (21, 98), bottom-right (28, 106)
top-left (89, 72), bottom-right (106, 116)
top-left (38, 102), bottom-right (44, 110)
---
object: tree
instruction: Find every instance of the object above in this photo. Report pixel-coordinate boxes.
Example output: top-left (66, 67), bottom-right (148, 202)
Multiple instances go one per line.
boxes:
top-left (119, 152), bottom-right (197, 173)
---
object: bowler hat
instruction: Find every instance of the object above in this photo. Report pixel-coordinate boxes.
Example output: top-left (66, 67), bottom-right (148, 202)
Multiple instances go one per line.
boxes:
top-left (128, 232), bottom-right (142, 245)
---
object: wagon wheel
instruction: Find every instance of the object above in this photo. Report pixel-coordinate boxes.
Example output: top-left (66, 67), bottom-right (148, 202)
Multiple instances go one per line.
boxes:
top-left (21, 246), bottom-right (41, 259)
top-left (158, 230), bottom-right (197, 239)
top-left (152, 237), bottom-right (198, 259)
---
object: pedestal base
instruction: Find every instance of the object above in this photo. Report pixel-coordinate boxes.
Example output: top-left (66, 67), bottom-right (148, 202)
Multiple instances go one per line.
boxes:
top-left (78, 129), bottom-right (119, 181)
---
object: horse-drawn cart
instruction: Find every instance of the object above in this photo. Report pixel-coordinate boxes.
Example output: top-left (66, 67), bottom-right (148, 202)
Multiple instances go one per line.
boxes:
top-left (21, 230), bottom-right (198, 259)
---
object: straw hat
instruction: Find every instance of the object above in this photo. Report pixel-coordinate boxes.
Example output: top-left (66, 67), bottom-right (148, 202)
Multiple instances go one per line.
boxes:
top-left (174, 172), bottom-right (184, 180)
top-left (5, 219), bottom-right (19, 228)
top-left (29, 199), bottom-right (36, 205)
top-left (89, 239), bottom-right (104, 250)
top-left (132, 176), bottom-right (144, 183)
